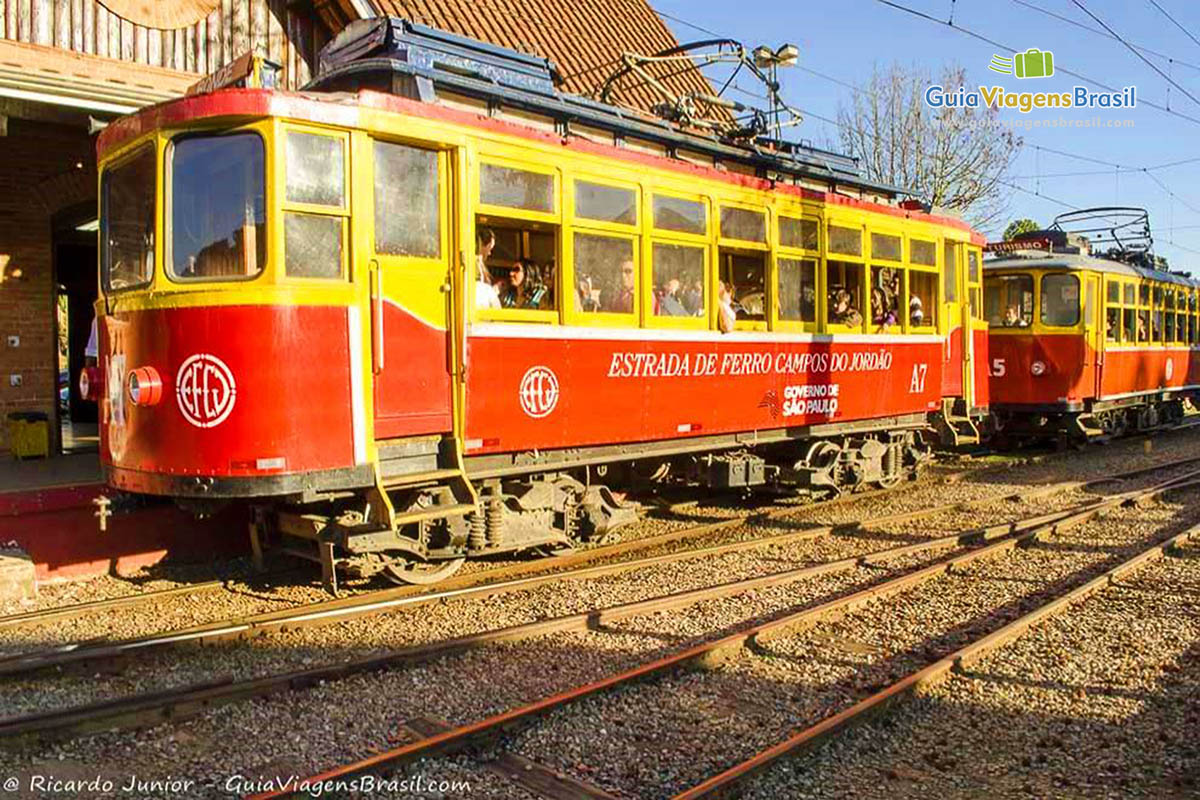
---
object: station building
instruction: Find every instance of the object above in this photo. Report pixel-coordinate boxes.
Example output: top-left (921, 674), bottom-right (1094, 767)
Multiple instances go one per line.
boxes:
top-left (0, 0), bottom-right (707, 456)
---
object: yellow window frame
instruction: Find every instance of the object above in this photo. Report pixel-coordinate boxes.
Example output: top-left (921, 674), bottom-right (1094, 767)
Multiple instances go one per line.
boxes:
top-left (100, 135), bottom-right (161, 294)
top-left (649, 187), bottom-right (710, 239)
top-left (1034, 270), bottom-right (1083, 333)
top-left (774, 209), bottom-right (822, 333)
top-left (906, 264), bottom-right (939, 335)
top-left (644, 234), bottom-right (711, 331)
top-left (826, 219), bottom-right (865, 260)
top-left (823, 255), bottom-right (867, 334)
top-left (866, 225), bottom-right (904, 335)
top-left (908, 236), bottom-right (937, 269)
top-left (568, 172), bottom-right (640, 235)
top-left (278, 122), bottom-right (352, 284)
top-left (564, 225), bottom-right (641, 327)
top-left (366, 135), bottom-right (451, 267)
top-left (475, 154), bottom-right (560, 224)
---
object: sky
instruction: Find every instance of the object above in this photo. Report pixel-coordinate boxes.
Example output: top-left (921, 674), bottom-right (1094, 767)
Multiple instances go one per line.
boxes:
top-left (651, 0), bottom-right (1200, 267)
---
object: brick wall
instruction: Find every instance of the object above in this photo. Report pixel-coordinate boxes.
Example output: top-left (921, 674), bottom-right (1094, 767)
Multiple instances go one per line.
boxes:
top-left (0, 118), bottom-right (96, 452)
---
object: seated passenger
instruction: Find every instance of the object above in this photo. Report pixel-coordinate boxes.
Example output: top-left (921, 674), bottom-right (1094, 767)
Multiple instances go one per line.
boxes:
top-left (577, 273), bottom-right (601, 312)
top-left (475, 228), bottom-right (501, 310)
top-left (871, 287), bottom-right (897, 329)
top-left (1137, 314), bottom-right (1148, 341)
top-left (682, 280), bottom-right (704, 316)
top-left (1002, 305), bottom-right (1028, 327)
top-left (831, 289), bottom-right (863, 328)
top-left (910, 295), bottom-right (925, 326)
top-left (658, 278), bottom-right (687, 316)
top-left (498, 260), bottom-right (547, 309)
top-left (604, 259), bottom-right (635, 313)
top-left (718, 281), bottom-right (736, 333)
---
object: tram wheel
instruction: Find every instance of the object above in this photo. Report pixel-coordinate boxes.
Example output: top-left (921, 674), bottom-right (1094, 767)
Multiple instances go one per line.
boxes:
top-left (381, 556), bottom-right (465, 585)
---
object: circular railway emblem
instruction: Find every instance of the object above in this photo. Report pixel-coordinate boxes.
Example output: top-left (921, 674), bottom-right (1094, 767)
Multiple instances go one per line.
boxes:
top-left (176, 354), bottom-right (237, 428)
top-left (519, 366), bottom-right (559, 418)
top-left (1166, 359), bottom-right (1174, 381)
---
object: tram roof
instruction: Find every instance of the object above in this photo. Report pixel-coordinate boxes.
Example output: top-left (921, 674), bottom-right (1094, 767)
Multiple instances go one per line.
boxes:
top-left (304, 17), bottom-right (908, 198)
top-left (984, 251), bottom-right (1198, 287)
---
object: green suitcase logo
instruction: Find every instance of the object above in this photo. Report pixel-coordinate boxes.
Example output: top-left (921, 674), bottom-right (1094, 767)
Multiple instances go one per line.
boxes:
top-left (989, 48), bottom-right (1055, 79)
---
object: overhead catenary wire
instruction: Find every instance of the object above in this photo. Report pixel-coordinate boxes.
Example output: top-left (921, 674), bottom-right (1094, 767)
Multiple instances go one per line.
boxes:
top-left (1008, 0), bottom-right (1200, 74)
top-left (1146, 0), bottom-right (1200, 52)
top-left (1069, 0), bottom-right (1200, 111)
top-left (873, 0), bottom-right (1200, 127)
top-left (655, 4), bottom-right (1200, 258)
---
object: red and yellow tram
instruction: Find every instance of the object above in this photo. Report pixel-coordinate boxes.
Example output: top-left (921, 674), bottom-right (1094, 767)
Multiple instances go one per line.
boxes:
top-left (92, 19), bottom-right (986, 588)
top-left (984, 209), bottom-right (1199, 444)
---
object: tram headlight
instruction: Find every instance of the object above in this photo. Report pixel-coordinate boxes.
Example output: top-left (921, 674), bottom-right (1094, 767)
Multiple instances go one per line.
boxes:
top-left (127, 367), bottom-right (163, 406)
top-left (1030, 360), bottom-right (1047, 377)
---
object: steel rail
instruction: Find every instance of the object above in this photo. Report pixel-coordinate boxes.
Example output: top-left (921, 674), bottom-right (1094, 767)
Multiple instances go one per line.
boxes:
top-left (0, 488), bottom-right (1115, 742)
top-left (2, 457), bottom-right (1196, 680)
top-left (671, 525), bottom-right (1200, 799)
top-left (249, 472), bottom-right (1200, 799)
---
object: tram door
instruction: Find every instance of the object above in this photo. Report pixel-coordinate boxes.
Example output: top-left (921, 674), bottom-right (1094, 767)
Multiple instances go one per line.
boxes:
top-left (961, 247), bottom-right (982, 409)
top-left (359, 136), bottom-right (456, 440)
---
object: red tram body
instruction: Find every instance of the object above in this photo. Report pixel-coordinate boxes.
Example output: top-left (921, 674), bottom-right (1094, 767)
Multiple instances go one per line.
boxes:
top-left (92, 19), bottom-right (988, 587)
top-left (984, 212), bottom-right (1199, 443)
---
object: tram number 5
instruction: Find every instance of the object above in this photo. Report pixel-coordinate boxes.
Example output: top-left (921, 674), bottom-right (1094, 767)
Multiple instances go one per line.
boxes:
top-left (990, 358), bottom-right (1007, 378)
top-left (909, 363), bottom-right (928, 393)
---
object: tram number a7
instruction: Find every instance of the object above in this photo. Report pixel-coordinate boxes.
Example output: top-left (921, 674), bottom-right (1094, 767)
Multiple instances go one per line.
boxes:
top-left (909, 363), bottom-right (928, 393)
top-left (990, 358), bottom-right (1007, 377)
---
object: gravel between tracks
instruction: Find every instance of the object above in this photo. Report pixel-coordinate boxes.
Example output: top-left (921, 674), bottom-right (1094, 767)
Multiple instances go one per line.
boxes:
top-left (0, 431), bottom-right (1197, 798)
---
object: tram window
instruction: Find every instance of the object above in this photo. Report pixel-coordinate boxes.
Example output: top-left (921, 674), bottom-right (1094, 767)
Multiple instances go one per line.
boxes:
top-left (908, 271), bottom-right (937, 328)
top-left (970, 287), bottom-right (982, 318)
top-left (1139, 284), bottom-right (1150, 305)
top-left (967, 249), bottom-right (980, 283)
top-left (778, 257), bottom-right (816, 323)
top-left (651, 243), bottom-right (705, 318)
top-left (779, 216), bottom-right (819, 250)
top-left (373, 141), bottom-right (440, 258)
top-left (1166, 305), bottom-right (1176, 342)
top-left (871, 233), bottom-right (901, 262)
top-left (826, 260), bottom-right (864, 329)
top-left (910, 239), bottom-right (936, 267)
top-left (1152, 309), bottom-right (1162, 342)
top-left (984, 274), bottom-right (1032, 327)
top-left (480, 164), bottom-right (553, 213)
top-left (478, 219), bottom-right (557, 311)
top-left (1106, 281), bottom-right (1120, 304)
top-left (1123, 308), bottom-right (1136, 342)
top-left (869, 265), bottom-right (902, 330)
top-left (575, 181), bottom-right (636, 226)
top-left (942, 242), bottom-right (959, 303)
top-left (720, 207), bottom-right (766, 243)
top-left (102, 145), bottom-right (156, 292)
top-left (1137, 310), bottom-right (1149, 342)
top-left (1191, 313), bottom-right (1197, 345)
top-left (829, 226), bottom-right (862, 257)
top-left (285, 213), bottom-right (343, 279)
top-left (1040, 274), bottom-right (1080, 327)
top-left (653, 195), bottom-right (706, 235)
top-left (1124, 283), bottom-right (1135, 305)
top-left (719, 250), bottom-right (766, 322)
top-left (1153, 285), bottom-right (1164, 305)
top-left (285, 132), bottom-right (344, 207)
top-left (1106, 307), bottom-right (1120, 341)
top-left (169, 134), bottom-right (266, 282)
top-left (573, 233), bottom-right (634, 315)
top-left (1176, 311), bottom-right (1187, 343)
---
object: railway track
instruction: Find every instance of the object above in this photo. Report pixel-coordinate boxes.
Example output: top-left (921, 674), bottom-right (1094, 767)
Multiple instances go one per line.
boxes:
top-left (244, 469), bottom-right (1200, 800)
top-left (3, 453), bottom-right (1195, 680)
top-left (1, 461), bottom-right (1197, 750)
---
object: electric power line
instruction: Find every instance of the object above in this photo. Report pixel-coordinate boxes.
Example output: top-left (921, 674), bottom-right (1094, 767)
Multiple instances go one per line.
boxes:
top-left (1070, 0), bottom-right (1200, 110)
top-left (1008, 0), bottom-right (1200, 74)
top-left (1146, 0), bottom-right (1200, 52)
top-left (873, 0), bottom-right (1200, 127)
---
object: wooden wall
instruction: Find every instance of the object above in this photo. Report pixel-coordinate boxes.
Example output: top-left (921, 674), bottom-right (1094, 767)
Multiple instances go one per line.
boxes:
top-left (0, 0), bottom-right (333, 89)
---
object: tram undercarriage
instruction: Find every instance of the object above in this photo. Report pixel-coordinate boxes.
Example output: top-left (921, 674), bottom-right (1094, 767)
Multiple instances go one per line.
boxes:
top-left (257, 420), bottom-right (935, 594)
top-left (990, 393), bottom-right (1192, 448)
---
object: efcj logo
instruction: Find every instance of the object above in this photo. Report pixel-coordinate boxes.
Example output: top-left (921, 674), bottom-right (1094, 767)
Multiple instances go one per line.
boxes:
top-left (519, 365), bottom-right (559, 418)
top-left (177, 353), bottom-right (237, 428)
top-left (989, 48), bottom-right (1054, 79)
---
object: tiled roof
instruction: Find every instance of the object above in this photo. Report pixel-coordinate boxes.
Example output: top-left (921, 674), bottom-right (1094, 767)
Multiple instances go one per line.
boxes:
top-left (370, 0), bottom-right (717, 115)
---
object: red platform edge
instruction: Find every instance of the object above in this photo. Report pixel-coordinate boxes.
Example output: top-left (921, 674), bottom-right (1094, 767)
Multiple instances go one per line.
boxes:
top-left (0, 483), bottom-right (247, 581)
